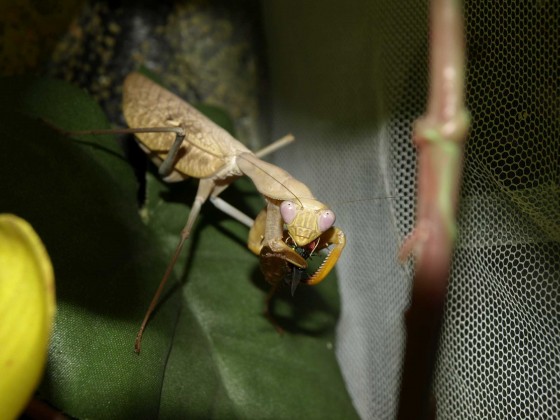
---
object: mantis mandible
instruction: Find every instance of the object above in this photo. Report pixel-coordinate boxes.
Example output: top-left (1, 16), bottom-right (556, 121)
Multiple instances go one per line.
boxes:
top-left (72, 72), bottom-right (346, 353)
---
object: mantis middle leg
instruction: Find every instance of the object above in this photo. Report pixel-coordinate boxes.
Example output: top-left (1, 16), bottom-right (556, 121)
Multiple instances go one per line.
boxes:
top-left (135, 177), bottom-right (214, 353)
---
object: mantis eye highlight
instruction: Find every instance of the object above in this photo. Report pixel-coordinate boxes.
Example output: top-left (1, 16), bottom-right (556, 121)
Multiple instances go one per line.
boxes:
top-left (280, 201), bottom-right (297, 224)
top-left (318, 210), bottom-right (336, 232)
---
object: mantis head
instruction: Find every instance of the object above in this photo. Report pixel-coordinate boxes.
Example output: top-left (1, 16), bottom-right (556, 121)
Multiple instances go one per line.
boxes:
top-left (280, 198), bottom-right (336, 246)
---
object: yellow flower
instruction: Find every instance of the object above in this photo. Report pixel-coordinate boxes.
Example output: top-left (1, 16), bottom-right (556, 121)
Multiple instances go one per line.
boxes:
top-left (0, 214), bottom-right (56, 419)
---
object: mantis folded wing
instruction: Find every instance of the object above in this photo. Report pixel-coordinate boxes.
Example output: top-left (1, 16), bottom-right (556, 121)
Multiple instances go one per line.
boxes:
top-left (73, 73), bottom-right (346, 353)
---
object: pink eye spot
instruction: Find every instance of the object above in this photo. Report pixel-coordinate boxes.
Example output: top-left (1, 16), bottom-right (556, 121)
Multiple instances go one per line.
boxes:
top-left (280, 201), bottom-right (297, 224)
top-left (318, 210), bottom-right (335, 232)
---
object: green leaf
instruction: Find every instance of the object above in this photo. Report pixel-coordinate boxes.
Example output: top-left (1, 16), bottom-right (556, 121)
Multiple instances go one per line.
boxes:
top-left (0, 76), bottom-right (358, 419)
top-left (0, 76), bottom-right (179, 419)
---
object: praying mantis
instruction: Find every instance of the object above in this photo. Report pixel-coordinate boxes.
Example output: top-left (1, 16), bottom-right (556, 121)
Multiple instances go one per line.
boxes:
top-left (70, 72), bottom-right (346, 353)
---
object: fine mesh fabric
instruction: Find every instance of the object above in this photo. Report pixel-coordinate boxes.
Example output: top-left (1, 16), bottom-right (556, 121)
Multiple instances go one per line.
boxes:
top-left (262, 1), bottom-right (559, 419)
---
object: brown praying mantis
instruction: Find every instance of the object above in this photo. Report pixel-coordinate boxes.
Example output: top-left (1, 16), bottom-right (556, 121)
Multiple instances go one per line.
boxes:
top-left (66, 72), bottom-right (346, 353)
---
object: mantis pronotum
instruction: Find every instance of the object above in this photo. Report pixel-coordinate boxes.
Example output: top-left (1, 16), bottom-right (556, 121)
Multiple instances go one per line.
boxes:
top-left (68, 72), bottom-right (346, 353)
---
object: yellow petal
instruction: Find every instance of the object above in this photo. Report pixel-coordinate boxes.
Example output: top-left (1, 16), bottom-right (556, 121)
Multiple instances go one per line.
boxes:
top-left (0, 214), bottom-right (56, 420)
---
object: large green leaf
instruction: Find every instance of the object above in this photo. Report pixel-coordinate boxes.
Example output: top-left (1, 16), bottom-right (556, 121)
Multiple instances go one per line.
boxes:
top-left (0, 76), bottom-right (358, 419)
top-left (0, 76), bottom-right (180, 418)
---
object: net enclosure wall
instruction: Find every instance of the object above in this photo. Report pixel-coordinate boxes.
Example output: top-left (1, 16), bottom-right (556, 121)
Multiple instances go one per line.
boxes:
top-left (262, 1), bottom-right (559, 418)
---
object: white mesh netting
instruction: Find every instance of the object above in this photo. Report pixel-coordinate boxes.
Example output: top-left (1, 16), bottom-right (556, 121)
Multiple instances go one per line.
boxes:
top-left (263, 1), bottom-right (559, 418)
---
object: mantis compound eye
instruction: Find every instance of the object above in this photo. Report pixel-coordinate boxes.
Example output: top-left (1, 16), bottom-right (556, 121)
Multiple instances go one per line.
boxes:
top-left (318, 210), bottom-right (336, 232)
top-left (280, 201), bottom-right (297, 224)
